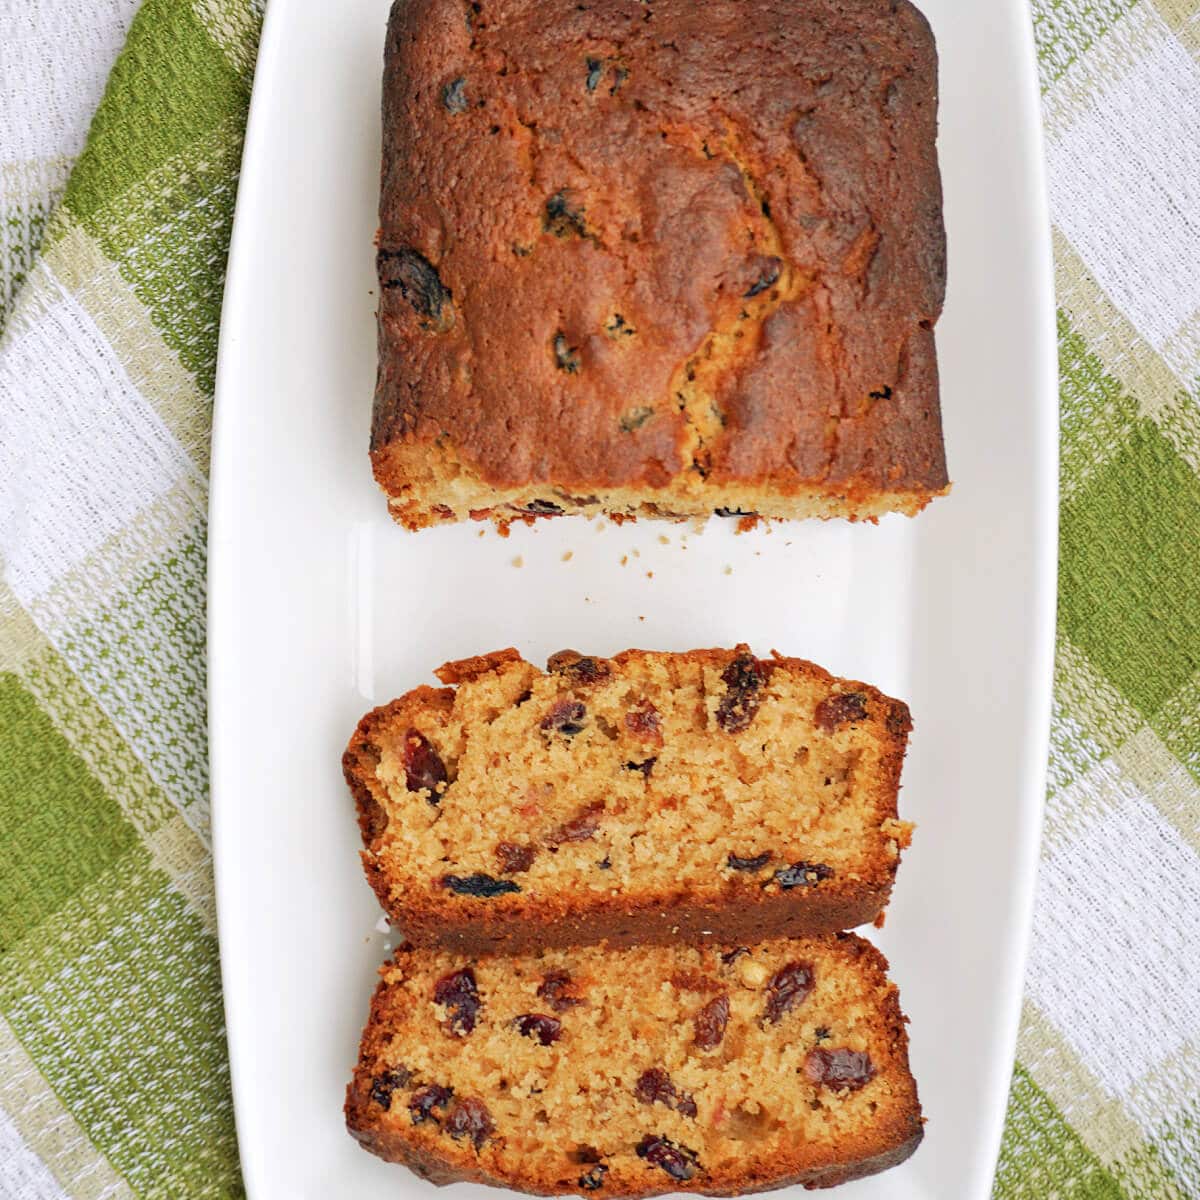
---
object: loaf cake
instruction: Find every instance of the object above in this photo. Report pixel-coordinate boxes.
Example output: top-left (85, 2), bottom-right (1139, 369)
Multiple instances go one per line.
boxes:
top-left (346, 932), bottom-right (922, 1192)
top-left (343, 646), bottom-right (913, 951)
top-left (372, 0), bottom-right (947, 529)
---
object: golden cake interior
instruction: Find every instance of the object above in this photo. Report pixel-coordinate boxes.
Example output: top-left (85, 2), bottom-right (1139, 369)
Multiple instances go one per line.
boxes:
top-left (355, 651), bottom-right (911, 911)
top-left (349, 935), bottom-right (920, 1190)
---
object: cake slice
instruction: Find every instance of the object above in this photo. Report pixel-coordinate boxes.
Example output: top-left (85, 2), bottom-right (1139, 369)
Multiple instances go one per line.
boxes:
top-left (346, 933), bottom-right (922, 1193)
top-left (343, 647), bottom-right (913, 951)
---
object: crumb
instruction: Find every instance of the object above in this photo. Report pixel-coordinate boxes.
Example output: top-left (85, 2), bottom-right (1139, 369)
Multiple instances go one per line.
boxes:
top-left (736, 514), bottom-right (760, 534)
top-left (638, 615), bottom-right (645, 622)
top-left (658, 535), bottom-right (670, 545)
top-left (724, 565), bottom-right (733, 575)
top-left (512, 555), bottom-right (524, 568)
top-left (621, 555), bottom-right (629, 566)
top-left (646, 571), bottom-right (654, 579)
top-left (562, 550), bottom-right (574, 562)
top-left (633, 548), bottom-right (641, 558)
top-left (873, 911), bottom-right (887, 930)
top-left (497, 521), bottom-right (512, 538)
top-left (478, 529), bottom-right (486, 538)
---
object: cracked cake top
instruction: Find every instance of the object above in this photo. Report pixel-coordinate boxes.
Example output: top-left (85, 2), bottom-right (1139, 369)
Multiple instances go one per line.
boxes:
top-left (371, 0), bottom-right (948, 528)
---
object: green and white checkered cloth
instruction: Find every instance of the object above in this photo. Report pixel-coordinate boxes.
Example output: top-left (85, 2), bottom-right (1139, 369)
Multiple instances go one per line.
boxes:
top-left (0, 0), bottom-right (1196, 1196)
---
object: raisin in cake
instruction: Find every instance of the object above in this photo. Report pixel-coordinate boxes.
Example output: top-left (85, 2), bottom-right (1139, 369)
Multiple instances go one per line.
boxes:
top-left (372, 0), bottom-right (947, 529)
top-left (343, 647), bottom-right (913, 951)
top-left (346, 933), bottom-right (922, 1193)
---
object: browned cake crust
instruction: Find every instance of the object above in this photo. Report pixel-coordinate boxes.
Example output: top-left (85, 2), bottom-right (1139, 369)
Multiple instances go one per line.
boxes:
top-left (343, 647), bottom-right (913, 952)
top-left (346, 933), bottom-right (923, 1193)
top-left (372, 0), bottom-right (947, 529)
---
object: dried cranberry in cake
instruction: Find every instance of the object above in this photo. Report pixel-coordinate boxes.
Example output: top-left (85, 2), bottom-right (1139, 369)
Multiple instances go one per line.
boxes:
top-left (633, 1067), bottom-right (674, 1107)
top-left (494, 842), bottom-right (535, 874)
top-left (519, 499), bottom-right (564, 516)
top-left (433, 968), bottom-right (482, 1036)
top-left (540, 698), bottom-right (587, 735)
top-left (553, 332), bottom-right (582, 373)
top-left (369, 1066), bottom-right (412, 1108)
top-left (546, 802), bottom-right (604, 845)
top-left (805, 1047), bottom-right (876, 1092)
top-left (636, 1135), bottom-right (700, 1181)
top-left (537, 970), bottom-right (583, 1012)
top-left (548, 650), bottom-right (612, 684)
top-left (763, 961), bottom-right (815, 1025)
top-left (402, 730), bottom-right (447, 801)
top-left (715, 653), bottom-right (769, 732)
top-left (624, 701), bottom-right (663, 743)
top-left (692, 995), bottom-right (730, 1049)
top-left (721, 946), bottom-right (750, 965)
top-left (543, 191), bottom-right (588, 239)
top-left (446, 1097), bottom-right (494, 1149)
top-left (441, 873), bottom-right (521, 898)
top-left (408, 1084), bottom-right (453, 1124)
top-left (727, 851), bottom-right (771, 872)
top-left (634, 1069), bottom-right (697, 1118)
top-left (377, 247), bottom-right (454, 332)
top-left (578, 1163), bottom-right (608, 1190)
top-left (441, 77), bottom-right (468, 113)
top-left (513, 1013), bottom-right (562, 1045)
top-left (743, 255), bottom-right (782, 298)
top-left (775, 862), bottom-right (834, 889)
top-left (815, 692), bottom-right (869, 732)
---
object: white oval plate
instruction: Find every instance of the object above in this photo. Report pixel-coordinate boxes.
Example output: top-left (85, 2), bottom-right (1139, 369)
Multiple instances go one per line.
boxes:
top-left (209, 2), bottom-right (1056, 1197)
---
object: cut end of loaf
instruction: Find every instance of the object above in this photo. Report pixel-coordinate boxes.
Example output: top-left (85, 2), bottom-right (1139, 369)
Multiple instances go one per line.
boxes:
top-left (370, 453), bottom-right (949, 531)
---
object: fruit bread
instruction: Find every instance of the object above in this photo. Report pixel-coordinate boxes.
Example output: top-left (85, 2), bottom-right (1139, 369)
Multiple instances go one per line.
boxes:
top-left (372, 0), bottom-right (948, 530)
top-left (346, 932), bottom-right (923, 1193)
top-left (343, 646), bottom-right (913, 951)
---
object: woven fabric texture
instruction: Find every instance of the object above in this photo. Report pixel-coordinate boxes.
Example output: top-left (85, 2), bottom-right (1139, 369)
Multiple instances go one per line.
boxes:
top-left (0, 1), bottom-right (1197, 1197)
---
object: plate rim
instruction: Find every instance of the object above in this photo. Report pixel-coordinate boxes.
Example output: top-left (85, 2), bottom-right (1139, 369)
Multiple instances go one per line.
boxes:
top-left (964, 0), bottom-right (1058, 1190)
top-left (208, 0), bottom-right (1059, 1195)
